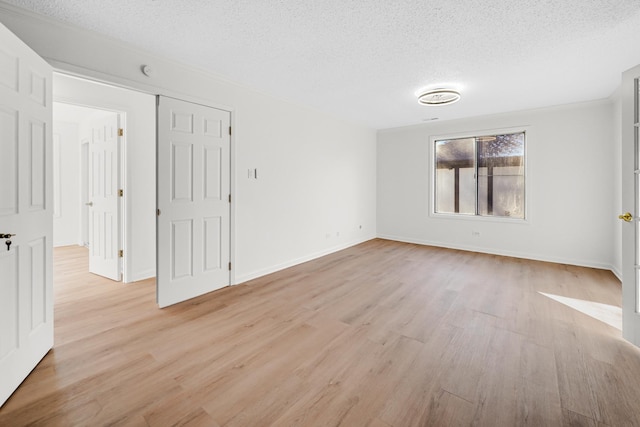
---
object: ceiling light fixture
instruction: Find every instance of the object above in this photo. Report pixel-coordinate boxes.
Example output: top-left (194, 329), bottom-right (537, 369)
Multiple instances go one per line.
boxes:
top-left (418, 89), bottom-right (461, 106)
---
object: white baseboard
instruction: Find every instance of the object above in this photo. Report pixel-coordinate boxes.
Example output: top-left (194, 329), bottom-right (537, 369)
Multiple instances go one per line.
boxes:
top-left (377, 233), bottom-right (618, 275)
top-left (120, 234), bottom-right (623, 286)
top-left (234, 235), bottom-right (375, 285)
top-left (127, 269), bottom-right (156, 283)
top-left (610, 265), bottom-right (622, 282)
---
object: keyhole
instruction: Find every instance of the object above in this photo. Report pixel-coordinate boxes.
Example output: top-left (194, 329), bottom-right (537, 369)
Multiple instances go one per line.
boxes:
top-left (5, 240), bottom-right (11, 251)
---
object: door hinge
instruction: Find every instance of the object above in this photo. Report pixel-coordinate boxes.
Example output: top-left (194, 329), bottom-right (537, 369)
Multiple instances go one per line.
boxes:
top-left (229, 126), bottom-right (232, 136)
top-left (119, 249), bottom-right (123, 258)
top-left (157, 208), bottom-right (161, 216)
top-left (119, 189), bottom-right (123, 197)
top-left (118, 128), bottom-right (124, 137)
top-left (228, 262), bottom-right (232, 271)
top-left (228, 194), bottom-right (231, 203)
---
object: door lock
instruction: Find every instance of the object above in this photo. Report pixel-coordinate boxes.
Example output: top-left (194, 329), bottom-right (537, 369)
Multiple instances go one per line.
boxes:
top-left (1, 234), bottom-right (15, 251)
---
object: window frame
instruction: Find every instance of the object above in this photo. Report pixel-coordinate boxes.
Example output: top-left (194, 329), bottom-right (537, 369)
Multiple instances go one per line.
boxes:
top-left (429, 126), bottom-right (530, 223)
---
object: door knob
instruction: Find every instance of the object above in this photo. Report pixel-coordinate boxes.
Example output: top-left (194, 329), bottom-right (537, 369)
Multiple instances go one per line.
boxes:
top-left (619, 212), bottom-right (633, 222)
top-left (85, 202), bottom-right (93, 207)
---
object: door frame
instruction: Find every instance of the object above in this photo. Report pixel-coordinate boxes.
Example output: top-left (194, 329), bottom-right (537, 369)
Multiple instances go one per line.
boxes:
top-left (53, 99), bottom-right (126, 281)
top-left (51, 69), bottom-right (236, 288)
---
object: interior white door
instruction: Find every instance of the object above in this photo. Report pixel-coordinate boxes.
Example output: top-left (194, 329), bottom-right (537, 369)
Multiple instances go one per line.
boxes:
top-left (0, 22), bottom-right (53, 407)
top-left (87, 113), bottom-right (121, 281)
top-left (157, 96), bottom-right (230, 308)
top-left (621, 64), bottom-right (640, 346)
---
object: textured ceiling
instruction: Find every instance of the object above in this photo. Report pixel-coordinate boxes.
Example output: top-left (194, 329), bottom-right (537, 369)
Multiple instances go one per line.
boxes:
top-left (4, 0), bottom-right (640, 129)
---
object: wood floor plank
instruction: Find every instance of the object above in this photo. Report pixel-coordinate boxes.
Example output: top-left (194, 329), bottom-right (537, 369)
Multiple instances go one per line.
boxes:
top-left (516, 340), bottom-right (563, 426)
top-left (142, 388), bottom-right (220, 427)
top-left (378, 322), bottom-right (464, 425)
top-left (419, 388), bottom-right (476, 427)
top-left (1, 240), bottom-right (639, 426)
top-left (553, 320), bottom-right (603, 421)
top-left (562, 408), bottom-right (606, 427)
top-left (331, 335), bottom-right (425, 426)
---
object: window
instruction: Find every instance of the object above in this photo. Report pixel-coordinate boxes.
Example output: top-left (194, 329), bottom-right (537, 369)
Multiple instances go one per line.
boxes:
top-left (433, 131), bottom-right (525, 219)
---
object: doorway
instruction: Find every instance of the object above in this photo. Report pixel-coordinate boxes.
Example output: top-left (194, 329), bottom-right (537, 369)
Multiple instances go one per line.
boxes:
top-left (53, 102), bottom-right (123, 281)
top-left (53, 72), bottom-right (157, 284)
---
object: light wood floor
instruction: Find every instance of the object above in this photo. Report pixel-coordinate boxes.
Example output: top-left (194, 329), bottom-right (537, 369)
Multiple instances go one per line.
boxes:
top-left (1, 239), bottom-right (639, 426)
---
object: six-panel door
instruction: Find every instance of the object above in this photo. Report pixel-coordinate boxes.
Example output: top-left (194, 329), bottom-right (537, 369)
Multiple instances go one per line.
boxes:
top-left (157, 96), bottom-right (230, 308)
top-left (88, 112), bottom-right (121, 281)
top-left (0, 22), bottom-right (53, 407)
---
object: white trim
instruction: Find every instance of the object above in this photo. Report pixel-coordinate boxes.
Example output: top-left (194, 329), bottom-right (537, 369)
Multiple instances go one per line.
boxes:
top-left (378, 233), bottom-right (617, 274)
top-left (229, 113), bottom-right (236, 285)
top-left (611, 266), bottom-right (622, 282)
top-left (235, 236), bottom-right (375, 284)
top-left (128, 269), bottom-right (156, 283)
top-left (429, 212), bottom-right (531, 225)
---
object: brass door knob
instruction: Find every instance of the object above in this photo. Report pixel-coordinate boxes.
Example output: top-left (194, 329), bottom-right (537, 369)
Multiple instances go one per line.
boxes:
top-left (619, 212), bottom-right (633, 222)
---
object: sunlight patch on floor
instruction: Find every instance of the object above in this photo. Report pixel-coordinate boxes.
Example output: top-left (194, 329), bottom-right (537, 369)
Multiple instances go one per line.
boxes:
top-left (539, 292), bottom-right (622, 331)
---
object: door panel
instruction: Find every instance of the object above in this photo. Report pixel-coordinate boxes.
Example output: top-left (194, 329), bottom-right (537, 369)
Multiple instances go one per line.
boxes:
top-left (621, 64), bottom-right (640, 346)
top-left (157, 96), bottom-right (230, 308)
top-left (0, 22), bottom-right (53, 407)
top-left (0, 107), bottom-right (18, 216)
top-left (87, 113), bottom-right (121, 281)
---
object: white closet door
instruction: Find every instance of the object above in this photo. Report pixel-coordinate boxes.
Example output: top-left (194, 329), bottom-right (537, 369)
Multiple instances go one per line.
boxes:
top-left (157, 96), bottom-right (230, 308)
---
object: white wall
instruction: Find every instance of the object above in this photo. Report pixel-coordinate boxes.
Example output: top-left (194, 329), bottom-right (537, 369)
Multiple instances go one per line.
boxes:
top-left (237, 96), bottom-right (376, 281)
top-left (0, 5), bottom-right (377, 284)
top-left (52, 121), bottom-right (80, 247)
top-left (378, 100), bottom-right (616, 270)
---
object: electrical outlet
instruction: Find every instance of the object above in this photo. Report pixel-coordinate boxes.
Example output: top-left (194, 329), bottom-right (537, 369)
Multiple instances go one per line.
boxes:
top-left (472, 231), bottom-right (480, 237)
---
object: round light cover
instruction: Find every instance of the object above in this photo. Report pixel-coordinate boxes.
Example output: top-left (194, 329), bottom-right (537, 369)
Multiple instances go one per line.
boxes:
top-left (418, 89), bottom-right (460, 106)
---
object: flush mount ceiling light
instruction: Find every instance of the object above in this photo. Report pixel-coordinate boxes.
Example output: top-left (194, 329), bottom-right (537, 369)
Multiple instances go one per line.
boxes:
top-left (417, 89), bottom-right (461, 106)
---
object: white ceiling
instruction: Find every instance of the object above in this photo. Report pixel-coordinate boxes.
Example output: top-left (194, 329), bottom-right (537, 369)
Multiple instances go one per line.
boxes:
top-left (5, 0), bottom-right (640, 129)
